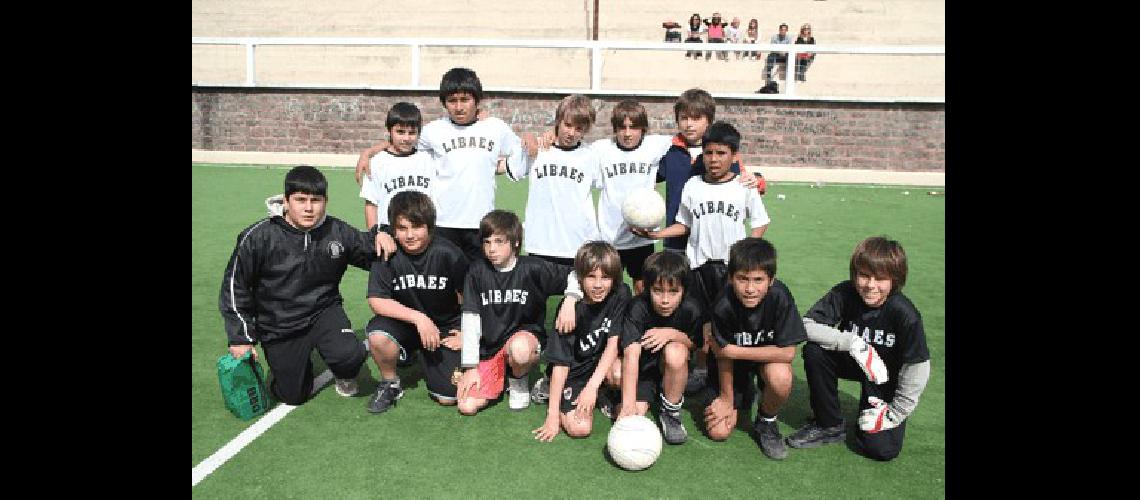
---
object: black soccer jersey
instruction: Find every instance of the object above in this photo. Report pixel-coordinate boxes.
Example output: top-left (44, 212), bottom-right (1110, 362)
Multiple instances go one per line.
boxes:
top-left (620, 293), bottom-right (705, 372)
top-left (462, 255), bottom-right (573, 360)
top-left (804, 280), bottom-right (930, 374)
top-left (710, 279), bottom-right (807, 349)
top-left (546, 284), bottom-right (632, 381)
top-left (367, 236), bottom-right (469, 329)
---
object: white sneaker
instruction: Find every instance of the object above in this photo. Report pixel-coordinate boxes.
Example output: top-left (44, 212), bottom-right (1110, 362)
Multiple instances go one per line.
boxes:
top-left (334, 378), bottom-right (358, 397)
top-left (508, 376), bottom-right (531, 410)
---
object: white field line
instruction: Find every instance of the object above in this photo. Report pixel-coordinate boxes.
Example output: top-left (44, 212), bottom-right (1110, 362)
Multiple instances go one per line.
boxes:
top-left (192, 369), bottom-right (334, 487)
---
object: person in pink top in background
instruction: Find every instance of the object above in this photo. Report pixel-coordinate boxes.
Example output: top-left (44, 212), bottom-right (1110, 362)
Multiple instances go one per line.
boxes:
top-left (703, 13), bottom-right (728, 61)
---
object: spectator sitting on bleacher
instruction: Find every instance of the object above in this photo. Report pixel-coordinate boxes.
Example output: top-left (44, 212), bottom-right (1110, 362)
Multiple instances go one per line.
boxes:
top-left (684, 13), bottom-right (706, 59)
top-left (726, 17), bottom-right (743, 60)
top-left (663, 20), bottom-right (683, 42)
top-left (763, 23), bottom-right (793, 84)
top-left (745, 19), bottom-right (760, 61)
top-left (795, 23), bottom-right (816, 82)
top-left (704, 12), bottom-right (728, 61)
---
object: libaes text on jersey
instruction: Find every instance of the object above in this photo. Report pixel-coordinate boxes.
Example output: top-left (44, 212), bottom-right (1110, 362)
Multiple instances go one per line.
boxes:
top-left (732, 329), bottom-right (775, 346)
top-left (603, 162), bottom-right (654, 178)
top-left (579, 317), bottom-right (612, 352)
top-left (391, 274), bottom-right (449, 292)
top-left (534, 163), bottom-right (586, 183)
top-left (690, 200), bottom-right (742, 222)
top-left (441, 136), bottom-right (495, 153)
top-left (845, 323), bottom-right (897, 348)
top-left (383, 175), bottom-right (431, 194)
top-left (480, 288), bottom-right (530, 306)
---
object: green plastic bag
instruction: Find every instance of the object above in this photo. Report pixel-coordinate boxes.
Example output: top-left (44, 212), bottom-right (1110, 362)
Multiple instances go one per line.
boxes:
top-left (217, 350), bottom-right (274, 420)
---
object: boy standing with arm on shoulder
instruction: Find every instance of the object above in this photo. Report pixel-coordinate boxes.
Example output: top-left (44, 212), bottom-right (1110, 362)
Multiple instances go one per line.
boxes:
top-left (355, 68), bottom-right (533, 263)
top-left (363, 191), bottom-right (469, 414)
top-left (359, 102), bottom-right (437, 235)
top-left (592, 100), bottom-right (673, 295)
top-left (617, 251), bottom-right (705, 445)
top-left (702, 237), bottom-right (806, 461)
top-left (522, 94), bottom-right (602, 267)
top-left (786, 236), bottom-right (931, 462)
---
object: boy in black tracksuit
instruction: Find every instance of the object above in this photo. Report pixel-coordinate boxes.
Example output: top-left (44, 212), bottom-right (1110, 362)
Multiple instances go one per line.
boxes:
top-left (219, 165), bottom-right (381, 406)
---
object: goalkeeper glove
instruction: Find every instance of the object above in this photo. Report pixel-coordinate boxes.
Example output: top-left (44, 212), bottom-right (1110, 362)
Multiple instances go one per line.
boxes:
top-left (265, 194), bottom-right (285, 217)
top-left (858, 396), bottom-right (904, 433)
top-left (848, 337), bottom-right (889, 384)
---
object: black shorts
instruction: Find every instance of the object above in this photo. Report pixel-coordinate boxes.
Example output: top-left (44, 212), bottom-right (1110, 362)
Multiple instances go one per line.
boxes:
top-left (690, 260), bottom-right (727, 311)
top-left (557, 374), bottom-right (596, 413)
top-left (634, 365), bottom-right (663, 404)
top-left (704, 352), bottom-right (761, 410)
top-left (529, 253), bottom-right (575, 267)
top-left (619, 245), bottom-right (654, 281)
top-left (366, 315), bottom-right (461, 400)
top-left (435, 226), bottom-right (482, 263)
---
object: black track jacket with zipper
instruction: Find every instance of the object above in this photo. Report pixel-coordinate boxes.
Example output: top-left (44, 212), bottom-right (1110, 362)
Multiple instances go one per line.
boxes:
top-left (219, 215), bottom-right (376, 346)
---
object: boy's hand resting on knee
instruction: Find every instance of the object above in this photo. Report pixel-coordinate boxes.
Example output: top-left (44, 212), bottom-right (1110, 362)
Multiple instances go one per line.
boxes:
top-left (457, 369), bottom-right (481, 400)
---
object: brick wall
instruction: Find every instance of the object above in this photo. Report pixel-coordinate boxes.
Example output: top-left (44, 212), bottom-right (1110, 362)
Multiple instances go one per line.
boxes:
top-left (192, 88), bottom-right (944, 172)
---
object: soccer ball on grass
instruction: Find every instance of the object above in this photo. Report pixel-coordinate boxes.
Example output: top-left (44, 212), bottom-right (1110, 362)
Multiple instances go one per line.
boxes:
top-left (607, 414), bottom-right (663, 471)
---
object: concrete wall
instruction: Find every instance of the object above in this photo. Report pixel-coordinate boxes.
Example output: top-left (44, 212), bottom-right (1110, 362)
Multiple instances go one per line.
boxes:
top-left (192, 88), bottom-right (943, 173)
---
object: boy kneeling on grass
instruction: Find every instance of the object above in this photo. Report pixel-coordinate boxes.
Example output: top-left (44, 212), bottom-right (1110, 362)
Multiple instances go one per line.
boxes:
top-left (363, 191), bottom-right (469, 414)
top-left (617, 251), bottom-right (705, 445)
top-left (702, 237), bottom-right (806, 461)
top-left (455, 210), bottom-right (580, 415)
top-left (532, 241), bottom-right (631, 441)
top-left (786, 236), bottom-right (931, 462)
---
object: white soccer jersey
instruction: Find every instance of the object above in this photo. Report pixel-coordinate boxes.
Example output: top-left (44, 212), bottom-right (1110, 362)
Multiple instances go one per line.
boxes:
top-left (675, 174), bottom-right (771, 268)
top-left (418, 117), bottom-right (527, 229)
top-left (522, 142), bottom-right (602, 258)
top-left (358, 149), bottom-right (437, 226)
top-left (592, 134), bottom-right (673, 250)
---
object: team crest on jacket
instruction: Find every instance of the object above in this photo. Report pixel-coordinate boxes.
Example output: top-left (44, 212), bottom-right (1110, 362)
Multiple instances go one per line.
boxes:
top-left (328, 241), bottom-right (344, 259)
top-left (563, 387), bottom-right (574, 401)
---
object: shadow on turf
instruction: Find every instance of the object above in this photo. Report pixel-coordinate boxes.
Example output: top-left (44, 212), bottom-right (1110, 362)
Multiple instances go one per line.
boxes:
top-left (683, 373), bottom-right (861, 445)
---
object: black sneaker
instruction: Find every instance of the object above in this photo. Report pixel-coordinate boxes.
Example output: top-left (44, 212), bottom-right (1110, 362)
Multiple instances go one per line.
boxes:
top-left (659, 409), bottom-right (688, 444)
top-left (785, 419), bottom-right (846, 449)
top-left (367, 381), bottom-right (404, 414)
top-left (753, 418), bottom-right (788, 460)
top-left (598, 388), bottom-right (616, 420)
top-left (530, 376), bottom-right (549, 405)
top-left (684, 368), bottom-right (708, 395)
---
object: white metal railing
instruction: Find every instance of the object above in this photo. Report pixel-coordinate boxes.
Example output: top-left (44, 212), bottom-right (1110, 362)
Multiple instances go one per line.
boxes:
top-left (192, 37), bottom-right (945, 102)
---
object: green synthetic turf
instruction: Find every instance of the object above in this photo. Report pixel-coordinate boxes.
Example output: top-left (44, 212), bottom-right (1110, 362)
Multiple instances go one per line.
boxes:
top-left (192, 164), bottom-right (945, 497)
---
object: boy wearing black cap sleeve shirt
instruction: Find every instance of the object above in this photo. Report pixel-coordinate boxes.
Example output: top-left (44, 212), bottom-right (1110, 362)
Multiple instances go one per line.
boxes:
top-left (363, 191), bottom-right (469, 414)
top-left (617, 250), bottom-right (705, 445)
top-left (703, 237), bottom-right (806, 461)
top-left (455, 210), bottom-right (582, 415)
top-left (533, 242), bottom-right (631, 442)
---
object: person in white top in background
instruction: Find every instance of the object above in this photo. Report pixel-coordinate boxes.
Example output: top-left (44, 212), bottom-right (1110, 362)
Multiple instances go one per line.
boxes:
top-left (726, 17), bottom-right (743, 60)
